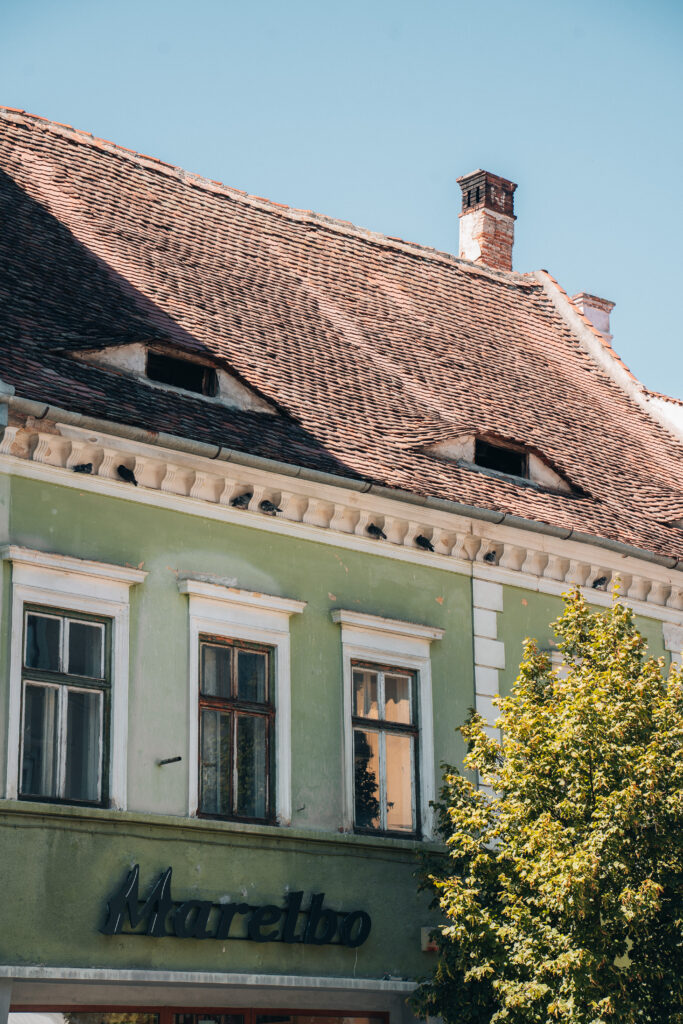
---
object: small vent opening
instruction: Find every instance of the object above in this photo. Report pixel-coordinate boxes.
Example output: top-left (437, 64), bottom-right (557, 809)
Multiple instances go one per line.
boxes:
top-left (146, 351), bottom-right (218, 396)
top-left (475, 439), bottom-right (528, 478)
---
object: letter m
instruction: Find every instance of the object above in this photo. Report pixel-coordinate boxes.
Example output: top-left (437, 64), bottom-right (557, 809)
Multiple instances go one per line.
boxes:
top-left (101, 864), bottom-right (173, 937)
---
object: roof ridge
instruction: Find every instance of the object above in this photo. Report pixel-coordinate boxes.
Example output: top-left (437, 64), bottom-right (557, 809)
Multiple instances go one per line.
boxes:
top-left (0, 105), bottom-right (539, 290)
top-left (539, 269), bottom-right (638, 382)
top-left (644, 388), bottom-right (683, 407)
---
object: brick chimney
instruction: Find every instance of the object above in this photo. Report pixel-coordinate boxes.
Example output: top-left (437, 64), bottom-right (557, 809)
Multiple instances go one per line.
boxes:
top-left (572, 293), bottom-right (615, 345)
top-left (456, 170), bottom-right (517, 271)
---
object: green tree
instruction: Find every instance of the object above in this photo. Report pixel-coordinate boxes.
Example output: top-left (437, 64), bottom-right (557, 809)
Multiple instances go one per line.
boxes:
top-left (413, 589), bottom-right (683, 1023)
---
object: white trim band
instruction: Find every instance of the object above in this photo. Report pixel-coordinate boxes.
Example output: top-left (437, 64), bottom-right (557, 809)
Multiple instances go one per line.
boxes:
top-left (0, 965), bottom-right (415, 993)
top-left (330, 609), bottom-right (444, 643)
top-left (1, 546), bottom-right (147, 586)
top-left (178, 578), bottom-right (307, 617)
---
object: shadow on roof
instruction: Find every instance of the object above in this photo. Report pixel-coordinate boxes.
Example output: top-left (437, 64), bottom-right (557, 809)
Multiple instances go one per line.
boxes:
top-left (0, 169), bottom-right (365, 482)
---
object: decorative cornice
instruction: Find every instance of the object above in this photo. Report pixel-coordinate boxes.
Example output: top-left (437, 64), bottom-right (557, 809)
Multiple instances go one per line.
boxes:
top-left (178, 577), bottom-right (307, 616)
top-left (331, 609), bottom-right (444, 642)
top-left (1, 421), bottom-right (682, 621)
top-left (0, 544), bottom-right (147, 585)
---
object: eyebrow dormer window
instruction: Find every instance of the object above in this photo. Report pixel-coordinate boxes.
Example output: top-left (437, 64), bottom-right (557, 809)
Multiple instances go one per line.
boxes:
top-left (146, 351), bottom-right (218, 397)
top-left (475, 439), bottom-right (528, 479)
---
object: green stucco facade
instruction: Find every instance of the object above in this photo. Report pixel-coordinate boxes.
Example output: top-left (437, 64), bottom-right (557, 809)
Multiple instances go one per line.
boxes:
top-left (500, 584), bottom-right (668, 698)
top-left (0, 471), bottom-right (673, 1001)
top-left (0, 801), bottom-right (432, 979)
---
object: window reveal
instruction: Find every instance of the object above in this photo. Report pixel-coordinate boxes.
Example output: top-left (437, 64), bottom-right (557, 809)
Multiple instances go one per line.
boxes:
top-left (199, 636), bottom-right (273, 822)
top-left (352, 663), bottom-right (418, 835)
top-left (20, 608), bottom-right (109, 804)
top-left (146, 350), bottom-right (218, 396)
top-left (474, 438), bottom-right (528, 478)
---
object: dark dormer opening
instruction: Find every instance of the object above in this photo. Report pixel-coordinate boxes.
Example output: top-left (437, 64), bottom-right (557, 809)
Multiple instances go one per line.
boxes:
top-left (475, 439), bottom-right (528, 479)
top-left (146, 351), bottom-right (218, 396)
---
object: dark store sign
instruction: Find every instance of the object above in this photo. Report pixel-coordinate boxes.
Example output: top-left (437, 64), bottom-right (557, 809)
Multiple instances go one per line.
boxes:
top-left (101, 864), bottom-right (372, 948)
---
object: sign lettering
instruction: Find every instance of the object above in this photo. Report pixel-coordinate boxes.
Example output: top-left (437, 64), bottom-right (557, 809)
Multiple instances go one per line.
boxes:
top-left (101, 865), bottom-right (372, 948)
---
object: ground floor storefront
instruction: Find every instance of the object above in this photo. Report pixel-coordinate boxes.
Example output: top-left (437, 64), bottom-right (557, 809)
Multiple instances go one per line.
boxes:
top-left (2, 974), bottom-right (418, 1024)
top-left (0, 806), bottom-right (428, 1024)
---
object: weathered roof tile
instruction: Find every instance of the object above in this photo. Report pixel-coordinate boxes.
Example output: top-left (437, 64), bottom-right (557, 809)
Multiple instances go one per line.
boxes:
top-left (0, 108), bottom-right (682, 560)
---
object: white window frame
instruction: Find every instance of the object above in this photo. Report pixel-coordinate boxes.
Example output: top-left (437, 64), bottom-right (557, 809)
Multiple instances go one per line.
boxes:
top-left (177, 577), bottom-right (306, 825)
top-left (2, 545), bottom-right (147, 809)
top-left (20, 673), bottom-right (105, 802)
top-left (331, 608), bottom-right (444, 840)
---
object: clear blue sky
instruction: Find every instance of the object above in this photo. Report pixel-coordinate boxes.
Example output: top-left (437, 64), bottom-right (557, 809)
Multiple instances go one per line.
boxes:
top-left (2, 0), bottom-right (682, 398)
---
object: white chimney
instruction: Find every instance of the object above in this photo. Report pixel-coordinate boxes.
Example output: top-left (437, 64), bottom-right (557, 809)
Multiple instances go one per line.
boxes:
top-left (572, 293), bottom-right (615, 345)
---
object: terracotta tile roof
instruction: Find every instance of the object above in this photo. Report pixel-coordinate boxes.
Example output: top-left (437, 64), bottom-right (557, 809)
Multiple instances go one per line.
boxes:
top-left (0, 108), bottom-right (682, 561)
top-left (645, 388), bottom-right (683, 407)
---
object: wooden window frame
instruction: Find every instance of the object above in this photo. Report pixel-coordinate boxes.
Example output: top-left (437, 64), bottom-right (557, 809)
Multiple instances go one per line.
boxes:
top-left (351, 659), bottom-right (420, 839)
top-left (197, 633), bottom-right (275, 825)
top-left (331, 608), bottom-right (442, 840)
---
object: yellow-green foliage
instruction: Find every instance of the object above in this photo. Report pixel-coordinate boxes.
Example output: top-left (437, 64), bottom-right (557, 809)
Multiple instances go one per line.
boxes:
top-left (412, 590), bottom-right (683, 1024)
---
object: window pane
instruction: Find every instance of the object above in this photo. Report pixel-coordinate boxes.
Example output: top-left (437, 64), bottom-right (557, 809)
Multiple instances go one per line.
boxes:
top-left (68, 620), bottom-right (103, 677)
top-left (237, 649), bottom-right (267, 703)
top-left (257, 1018), bottom-right (383, 1024)
top-left (25, 614), bottom-right (61, 672)
top-left (384, 673), bottom-right (412, 724)
top-left (353, 728), bottom-right (380, 829)
top-left (57, 1015), bottom-right (159, 1024)
top-left (235, 714), bottom-right (267, 818)
top-left (353, 669), bottom-right (379, 719)
top-left (385, 732), bottom-right (415, 832)
top-left (64, 689), bottom-right (102, 802)
top-left (200, 707), bottom-right (231, 815)
top-left (201, 644), bottom-right (232, 698)
top-left (21, 684), bottom-right (59, 797)
top-left (174, 1017), bottom-right (244, 1024)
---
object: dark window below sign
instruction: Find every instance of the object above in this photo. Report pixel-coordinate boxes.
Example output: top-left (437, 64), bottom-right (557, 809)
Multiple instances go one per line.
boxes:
top-left (475, 439), bottom-right (528, 478)
top-left (198, 636), bottom-right (274, 823)
top-left (147, 351), bottom-right (218, 396)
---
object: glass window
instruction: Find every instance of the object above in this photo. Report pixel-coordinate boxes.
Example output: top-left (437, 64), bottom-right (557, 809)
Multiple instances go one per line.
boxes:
top-left (354, 668), bottom-right (379, 719)
top-left (25, 612), bottom-right (61, 672)
top-left (200, 707), bottom-right (231, 816)
top-left (201, 643), bottom-right (232, 698)
top-left (21, 682), bottom-right (59, 797)
top-left (51, 1014), bottom-right (159, 1024)
top-left (174, 1016), bottom-right (243, 1024)
top-left (352, 662), bottom-right (418, 836)
top-left (64, 688), bottom-right (102, 801)
top-left (67, 620), bottom-right (104, 677)
top-left (199, 636), bottom-right (273, 822)
top-left (384, 672), bottom-right (411, 723)
top-left (353, 728), bottom-right (380, 830)
top-left (20, 607), bottom-right (110, 805)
